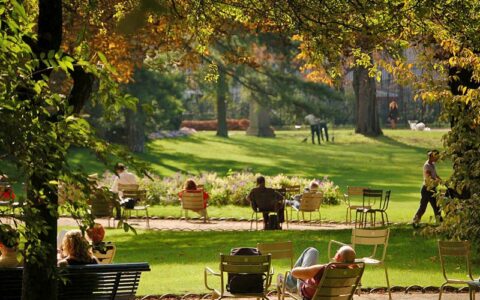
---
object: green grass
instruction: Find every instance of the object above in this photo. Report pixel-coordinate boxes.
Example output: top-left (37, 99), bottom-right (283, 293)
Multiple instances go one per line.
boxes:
top-left (67, 129), bottom-right (449, 223)
top-left (78, 225), bottom-right (477, 296)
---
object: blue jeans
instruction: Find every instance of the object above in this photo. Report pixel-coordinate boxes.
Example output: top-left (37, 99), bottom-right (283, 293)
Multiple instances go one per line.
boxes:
top-left (285, 247), bottom-right (319, 292)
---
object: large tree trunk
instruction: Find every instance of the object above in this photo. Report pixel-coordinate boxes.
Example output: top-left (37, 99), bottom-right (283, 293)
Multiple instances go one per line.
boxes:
top-left (22, 0), bottom-right (63, 299)
top-left (216, 64), bottom-right (228, 138)
top-left (352, 66), bottom-right (382, 136)
top-left (126, 102), bottom-right (146, 153)
top-left (246, 100), bottom-right (275, 137)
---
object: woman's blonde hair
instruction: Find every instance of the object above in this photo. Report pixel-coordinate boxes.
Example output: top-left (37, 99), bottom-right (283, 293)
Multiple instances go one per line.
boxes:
top-left (62, 230), bottom-right (93, 262)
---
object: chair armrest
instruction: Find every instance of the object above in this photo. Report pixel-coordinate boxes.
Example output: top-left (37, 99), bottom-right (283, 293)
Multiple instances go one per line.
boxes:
top-left (328, 240), bottom-right (349, 261)
top-left (204, 267), bottom-right (220, 291)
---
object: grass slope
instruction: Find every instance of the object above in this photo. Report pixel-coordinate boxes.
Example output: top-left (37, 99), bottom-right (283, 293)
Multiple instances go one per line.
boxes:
top-left (69, 129), bottom-right (449, 223)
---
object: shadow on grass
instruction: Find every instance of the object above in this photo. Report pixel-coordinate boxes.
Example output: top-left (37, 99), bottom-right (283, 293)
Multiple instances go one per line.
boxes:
top-left (112, 226), bottom-right (443, 274)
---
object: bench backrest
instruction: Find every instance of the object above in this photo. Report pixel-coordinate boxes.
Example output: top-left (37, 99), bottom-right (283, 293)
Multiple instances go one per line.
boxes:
top-left (0, 262), bottom-right (150, 300)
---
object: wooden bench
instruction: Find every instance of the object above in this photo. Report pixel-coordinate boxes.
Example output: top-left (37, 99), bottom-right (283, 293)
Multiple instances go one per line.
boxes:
top-left (0, 262), bottom-right (150, 300)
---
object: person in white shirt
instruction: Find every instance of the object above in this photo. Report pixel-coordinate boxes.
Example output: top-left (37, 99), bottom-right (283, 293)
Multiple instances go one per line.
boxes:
top-left (305, 114), bottom-right (321, 145)
top-left (110, 163), bottom-right (137, 193)
top-left (110, 163), bottom-right (138, 218)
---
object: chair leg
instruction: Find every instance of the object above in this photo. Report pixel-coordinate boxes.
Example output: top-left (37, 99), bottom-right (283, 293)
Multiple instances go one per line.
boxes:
top-left (439, 282), bottom-right (447, 300)
top-left (384, 263), bottom-right (392, 300)
top-left (145, 209), bottom-right (150, 229)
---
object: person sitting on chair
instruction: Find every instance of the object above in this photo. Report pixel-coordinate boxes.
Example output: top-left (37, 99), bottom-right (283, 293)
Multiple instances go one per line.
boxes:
top-left (0, 224), bottom-right (20, 267)
top-left (247, 176), bottom-right (284, 229)
top-left (178, 179), bottom-right (209, 218)
top-left (279, 245), bottom-right (356, 299)
top-left (286, 180), bottom-right (319, 210)
top-left (110, 163), bottom-right (138, 219)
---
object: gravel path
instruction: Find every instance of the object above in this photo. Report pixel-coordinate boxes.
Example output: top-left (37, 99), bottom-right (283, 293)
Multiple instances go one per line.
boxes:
top-left (58, 217), bottom-right (353, 231)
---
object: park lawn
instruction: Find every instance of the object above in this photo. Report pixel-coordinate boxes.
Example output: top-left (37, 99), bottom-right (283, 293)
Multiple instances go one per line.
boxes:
top-left (6, 128), bottom-right (449, 223)
top-left (71, 225), bottom-right (477, 296)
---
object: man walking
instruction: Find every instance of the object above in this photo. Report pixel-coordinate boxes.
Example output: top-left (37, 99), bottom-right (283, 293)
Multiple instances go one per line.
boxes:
top-left (413, 150), bottom-right (442, 227)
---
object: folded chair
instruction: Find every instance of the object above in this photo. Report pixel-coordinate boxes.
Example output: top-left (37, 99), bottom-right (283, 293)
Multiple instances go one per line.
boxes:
top-left (328, 228), bottom-right (391, 300)
top-left (180, 191), bottom-right (208, 223)
top-left (438, 240), bottom-right (480, 300)
top-left (278, 262), bottom-right (365, 300)
top-left (204, 254), bottom-right (272, 300)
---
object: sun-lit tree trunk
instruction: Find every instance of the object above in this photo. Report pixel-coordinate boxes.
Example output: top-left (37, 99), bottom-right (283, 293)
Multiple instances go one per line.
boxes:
top-left (216, 63), bottom-right (228, 138)
top-left (353, 65), bottom-right (382, 136)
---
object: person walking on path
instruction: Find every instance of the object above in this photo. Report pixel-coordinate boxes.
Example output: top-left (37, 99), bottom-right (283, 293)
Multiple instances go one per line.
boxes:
top-left (305, 114), bottom-right (321, 144)
top-left (413, 150), bottom-right (442, 227)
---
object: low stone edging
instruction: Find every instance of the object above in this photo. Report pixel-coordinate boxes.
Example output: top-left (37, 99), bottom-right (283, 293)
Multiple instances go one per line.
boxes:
top-left (138, 286), bottom-right (472, 300)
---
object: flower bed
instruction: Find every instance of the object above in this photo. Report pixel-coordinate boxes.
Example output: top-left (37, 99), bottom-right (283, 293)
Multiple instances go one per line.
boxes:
top-left (99, 171), bottom-right (342, 206)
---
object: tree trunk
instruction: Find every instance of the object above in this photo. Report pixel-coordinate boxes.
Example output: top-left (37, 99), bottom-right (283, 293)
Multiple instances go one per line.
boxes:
top-left (352, 66), bottom-right (382, 136)
top-left (216, 64), bottom-right (228, 138)
top-left (126, 102), bottom-right (146, 153)
top-left (246, 100), bottom-right (275, 137)
top-left (22, 176), bottom-right (59, 300)
top-left (22, 0), bottom-right (63, 299)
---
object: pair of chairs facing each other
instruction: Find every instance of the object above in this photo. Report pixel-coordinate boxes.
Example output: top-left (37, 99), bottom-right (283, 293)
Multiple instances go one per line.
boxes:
top-left (438, 240), bottom-right (480, 300)
top-left (203, 242), bottom-right (293, 300)
top-left (354, 190), bottom-right (391, 228)
top-left (328, 228), bottom-right (392, 300)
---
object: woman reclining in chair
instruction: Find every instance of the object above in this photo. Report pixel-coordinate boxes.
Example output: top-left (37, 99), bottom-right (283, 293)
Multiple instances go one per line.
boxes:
top-left (178, 179), bottom-right (209, 218)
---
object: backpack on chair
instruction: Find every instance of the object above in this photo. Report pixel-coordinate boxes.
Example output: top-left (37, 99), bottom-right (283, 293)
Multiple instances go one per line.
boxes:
top-left (226, 247), bottom-right (265, 294)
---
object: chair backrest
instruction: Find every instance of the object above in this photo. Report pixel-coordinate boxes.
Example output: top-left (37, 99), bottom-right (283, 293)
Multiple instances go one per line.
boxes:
top-left (299, 192), bottom-right (323, 212)
top-left (381, 190), bottom-right (391, 211)
top-left (363, 189), bottom-right (382, 207)
top-left (438, 240), bottom-right (473, 282)
top-left (220, 254), bottom-right (271, 283)
top-left (90, 190), bottom-right (114, 218)
top-left (351, 228), bottom-right (390, 261)
top-left (117, 183), bottom-right (139, 192)
top-left (93, 242), bottom-right (116, 264)
top-left (181, 191), bottom-right (205, 210)
top-left (312, 262), bottom-right (365, 300)
top-left (257, 241), bottom-right (294, 268)
top-left (345, 186), bottom-right (367, 205)
top-left (122, 189), bottom-right (147, 203)
top-left (283, 185), bottom-right (301, 198)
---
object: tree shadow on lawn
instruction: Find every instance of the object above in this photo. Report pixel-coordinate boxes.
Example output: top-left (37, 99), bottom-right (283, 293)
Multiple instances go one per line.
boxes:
top-left (112, 227), bottom-right (444, 275)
